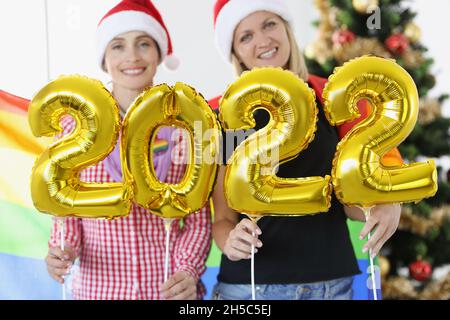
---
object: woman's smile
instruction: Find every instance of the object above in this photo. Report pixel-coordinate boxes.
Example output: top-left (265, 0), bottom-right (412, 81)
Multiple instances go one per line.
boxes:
top-left (121, 66), bottom-right (147, 77)
top-left (257, 47), bottom-right (278, 60)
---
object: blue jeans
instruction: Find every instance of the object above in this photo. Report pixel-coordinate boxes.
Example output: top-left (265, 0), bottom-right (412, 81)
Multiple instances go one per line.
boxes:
top-left (212, 276), bottom-right (353, 300)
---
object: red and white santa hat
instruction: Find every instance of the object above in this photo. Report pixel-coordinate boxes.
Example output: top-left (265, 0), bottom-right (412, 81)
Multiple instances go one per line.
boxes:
top-left (97, 0), bottom-right (179, 70)
top-left (213, 0), bottom-right (293, 63)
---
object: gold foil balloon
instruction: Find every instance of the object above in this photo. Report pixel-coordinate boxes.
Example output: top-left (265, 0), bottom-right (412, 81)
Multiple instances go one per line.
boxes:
top-left (323, 56), bottom-right (437, 207)
top-left (122, 83), bottom-right (220, 219)
top-left (28, 75), bottom-right (132, 218)
top-left (219, 68), bottom-right (332, 217)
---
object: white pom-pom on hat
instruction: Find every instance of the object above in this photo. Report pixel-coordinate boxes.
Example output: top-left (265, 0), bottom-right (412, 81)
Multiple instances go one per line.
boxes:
top-left (164, 54), bottom-right (180, 71)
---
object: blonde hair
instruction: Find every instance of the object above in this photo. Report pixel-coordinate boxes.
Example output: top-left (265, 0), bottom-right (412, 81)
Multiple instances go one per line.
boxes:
top-left (231, 21), bottom-right (309, 81)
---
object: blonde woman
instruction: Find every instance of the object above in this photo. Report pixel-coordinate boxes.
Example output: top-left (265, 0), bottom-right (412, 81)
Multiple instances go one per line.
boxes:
top-left (209, 0), bottom-right (402, 300)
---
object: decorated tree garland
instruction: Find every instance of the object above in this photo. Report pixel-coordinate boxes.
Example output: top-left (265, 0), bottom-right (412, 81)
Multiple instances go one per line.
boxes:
top-left (306, 0), bottom-right (450, 299)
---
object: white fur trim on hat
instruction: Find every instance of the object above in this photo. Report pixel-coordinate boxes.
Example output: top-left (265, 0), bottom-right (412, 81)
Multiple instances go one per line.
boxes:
top-left (215, 0), bottom-right (293, 62)
top-left (97, 10), bottom-right (169, 69)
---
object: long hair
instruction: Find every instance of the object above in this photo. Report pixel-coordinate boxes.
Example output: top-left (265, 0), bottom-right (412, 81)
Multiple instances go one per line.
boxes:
top-left (231, 20), bottom-right (309, 81)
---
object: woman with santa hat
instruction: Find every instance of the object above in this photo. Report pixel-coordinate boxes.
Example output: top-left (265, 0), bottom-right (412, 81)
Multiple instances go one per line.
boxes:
top-left (209, 0), bottom-right (403, 300)
top-left (45, 0), bottom-right (211, 300)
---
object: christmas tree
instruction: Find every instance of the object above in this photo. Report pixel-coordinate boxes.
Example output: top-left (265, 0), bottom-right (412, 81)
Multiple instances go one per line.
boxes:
top-left (305, 0), bottom-right (450, 299)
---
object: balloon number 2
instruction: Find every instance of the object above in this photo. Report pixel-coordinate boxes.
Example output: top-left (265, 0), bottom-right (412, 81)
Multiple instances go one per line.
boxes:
top-left (219, 68), bottom-right (332, 217)
top-left (323, 56), bottom-right (437, 208)
top-left (28, 76), bottom-right (132, 219)
top-left (29, 56), bottom-right (437, 220)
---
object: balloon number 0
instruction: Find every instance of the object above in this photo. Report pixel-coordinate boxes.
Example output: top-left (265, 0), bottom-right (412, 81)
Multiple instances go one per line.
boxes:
top-left (121, 83), bottom-right (220, 219)
top-left (29, 56), bottom-right (437, 219)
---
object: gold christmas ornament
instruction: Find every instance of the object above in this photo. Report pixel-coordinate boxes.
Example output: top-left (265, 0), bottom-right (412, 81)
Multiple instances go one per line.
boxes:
top-left (352, 0), bottom-right (379, 14)
top-left (379, 256), bottom-right (391, 278)
top-left (304, 43), bottom-right (317, 60)
top-left (404, 22), bottom-right (422, 44)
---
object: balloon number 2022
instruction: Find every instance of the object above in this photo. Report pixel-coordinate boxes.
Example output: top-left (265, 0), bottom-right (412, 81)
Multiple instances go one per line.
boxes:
top-left (29, 56), bottom-right (437, 220)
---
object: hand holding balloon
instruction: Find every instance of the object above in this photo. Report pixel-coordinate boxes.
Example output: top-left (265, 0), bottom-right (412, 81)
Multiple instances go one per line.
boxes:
top-left (223, 218), bottom-right (262, 261)
top-left (344, 204), bottom-right (401, 257)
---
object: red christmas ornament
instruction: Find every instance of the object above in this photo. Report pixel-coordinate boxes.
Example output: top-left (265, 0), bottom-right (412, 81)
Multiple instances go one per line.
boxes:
top-left (332, 29), bottom-right (356, 45)
top-left (385, 33), bottom-right (410, 55)
top-left (409, 258), bottom-right (432, 282)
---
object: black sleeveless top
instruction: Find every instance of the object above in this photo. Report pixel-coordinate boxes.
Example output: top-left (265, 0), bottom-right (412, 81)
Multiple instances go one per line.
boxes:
top-left (216, 94), bottom-right (361, 284)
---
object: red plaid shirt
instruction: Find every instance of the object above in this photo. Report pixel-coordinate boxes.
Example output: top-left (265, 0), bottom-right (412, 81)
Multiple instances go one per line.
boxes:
top-left (49, 116), bottom-right (212, 300)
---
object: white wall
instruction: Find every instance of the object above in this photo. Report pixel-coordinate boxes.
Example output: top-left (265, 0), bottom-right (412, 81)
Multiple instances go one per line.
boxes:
top-left (0, 0), bottom-right (448, 117)
top-left (0, 0), bottom-right (315, 100)
top-left (412, 0), bottom-right (450, 116)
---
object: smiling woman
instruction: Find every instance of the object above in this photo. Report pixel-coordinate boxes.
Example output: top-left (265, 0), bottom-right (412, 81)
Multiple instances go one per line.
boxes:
top-left (224, 5), bottom-right (309, 81)
top-left (103, 31), bottom-right (160, 111)
top-left (209, 0), bottom-right (402, 301)
top-left (44, 0), bottom-right (212, 301)
top-left (232, 12), bottom-right (291, 72)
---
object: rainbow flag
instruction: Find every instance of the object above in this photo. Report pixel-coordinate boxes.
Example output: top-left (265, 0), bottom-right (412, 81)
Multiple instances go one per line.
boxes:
top-left (0, 90), bottom-right (178, 299)
top-left (0, 90), bottom-right (59, 299)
